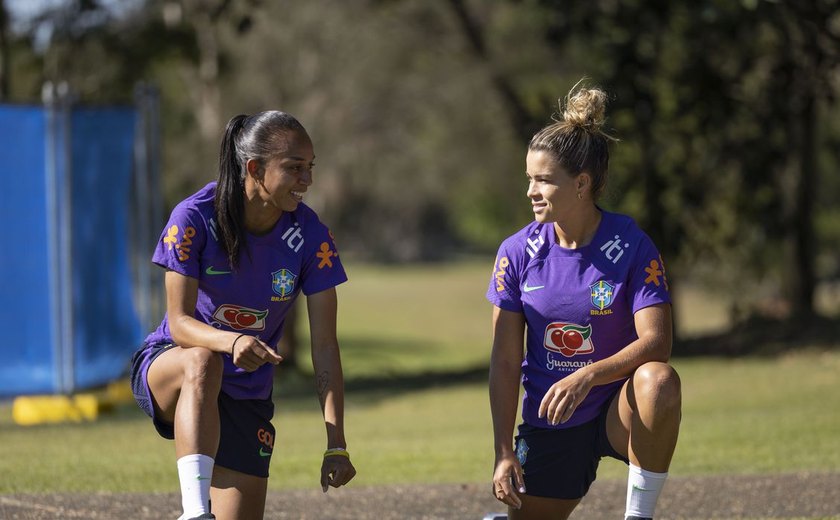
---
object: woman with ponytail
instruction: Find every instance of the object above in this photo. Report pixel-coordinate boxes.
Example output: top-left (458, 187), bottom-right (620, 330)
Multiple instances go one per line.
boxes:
top-left (130, 111), bottom-right (355, 519)
top-left (487, 82), bottom-right (681, 520)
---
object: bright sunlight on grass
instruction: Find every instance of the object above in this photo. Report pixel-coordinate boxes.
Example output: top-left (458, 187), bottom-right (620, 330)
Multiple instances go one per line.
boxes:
top-left (0, 261), bottom-right (837, 493)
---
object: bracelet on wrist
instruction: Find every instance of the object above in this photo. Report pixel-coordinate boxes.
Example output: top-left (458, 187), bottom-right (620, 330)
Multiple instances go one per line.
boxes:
top-left (323, 447), bottom-right (349, 458)
top-left (231, 333), bottom-right (247, 356)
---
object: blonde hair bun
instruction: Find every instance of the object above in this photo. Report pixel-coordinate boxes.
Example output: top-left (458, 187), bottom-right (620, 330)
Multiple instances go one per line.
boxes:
top-left (528, 79), bottom-right (615, 200)
top-left (561, 85), bottom-right (608, 131)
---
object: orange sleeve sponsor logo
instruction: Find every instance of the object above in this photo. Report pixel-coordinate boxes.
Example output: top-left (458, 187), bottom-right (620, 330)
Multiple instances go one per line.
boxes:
top-left (494, 256), bottom-right (509, 292)
top-left (644, 256), bottom-right (669, 291)
top-left (316, 241), bottom-right (337, 269)
top-left (177, 227), bottom-right (196, 261)
top-left (163, 225), bottom-right (179, 249)
top-left (163, 224), bottom-right (197, 262)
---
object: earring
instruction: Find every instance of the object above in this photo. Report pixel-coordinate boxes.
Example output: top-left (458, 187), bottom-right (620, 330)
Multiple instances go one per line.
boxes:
top-left (577, 192), bottom-right (582, 200)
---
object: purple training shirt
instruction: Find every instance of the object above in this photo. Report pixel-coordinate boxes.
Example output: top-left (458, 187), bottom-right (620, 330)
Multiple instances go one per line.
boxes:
top-left (487, 210), bottom-right (670, 429)
top-left (144, 182), bottom-right (347, 400)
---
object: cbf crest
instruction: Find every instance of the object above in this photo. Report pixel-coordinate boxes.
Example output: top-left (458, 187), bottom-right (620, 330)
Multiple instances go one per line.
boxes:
top-left (271, 269), bottom-right (297, 302)
top-left (590, 280), bottom-right (615, 311)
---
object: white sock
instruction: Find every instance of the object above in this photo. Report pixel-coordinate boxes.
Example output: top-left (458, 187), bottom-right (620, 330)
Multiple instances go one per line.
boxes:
top-left (625, 463), bottom-right (667, 519)
top-left (177, 454), bottom-right (214, 518)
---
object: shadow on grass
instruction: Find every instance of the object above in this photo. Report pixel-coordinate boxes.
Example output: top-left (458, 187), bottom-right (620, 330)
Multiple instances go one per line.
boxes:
top-left (274, 362), bottom-right (489, 402)
top-left (275, 335), bottom-right (491, 401)
top-left (674, 314), bottom-right (840, 357)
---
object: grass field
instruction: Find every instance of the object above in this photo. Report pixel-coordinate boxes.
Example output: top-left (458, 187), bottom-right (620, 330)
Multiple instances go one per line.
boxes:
top-left (1, 260), bottom-right (838, 494)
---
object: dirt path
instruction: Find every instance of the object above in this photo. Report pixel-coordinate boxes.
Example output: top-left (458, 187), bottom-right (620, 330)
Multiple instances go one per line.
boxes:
top-left (1, 472), bottom-right (838, 519)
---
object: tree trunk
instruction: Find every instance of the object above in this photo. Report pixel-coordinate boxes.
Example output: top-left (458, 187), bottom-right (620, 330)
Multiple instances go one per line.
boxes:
top-left (790, 84), bottom-right (817, 317)
top-left (180, 0), bottom-right (223, 144)
top-left (784, 5), bottom-right (820, 319)
top-left (445, 0), bottom-right (538, 141)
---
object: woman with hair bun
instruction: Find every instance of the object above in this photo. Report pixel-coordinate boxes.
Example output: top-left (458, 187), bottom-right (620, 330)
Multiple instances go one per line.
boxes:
top-left (130, 111), bottom-right (355, 519)
top-left (487, 82), bottom-right (681, 520)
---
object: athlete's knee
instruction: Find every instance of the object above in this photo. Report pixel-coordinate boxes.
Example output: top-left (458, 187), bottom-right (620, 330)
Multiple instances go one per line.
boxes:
top-left (181, 347), bottom-right (224, 391)
top-left (632, 362), bottom-right (681, 409)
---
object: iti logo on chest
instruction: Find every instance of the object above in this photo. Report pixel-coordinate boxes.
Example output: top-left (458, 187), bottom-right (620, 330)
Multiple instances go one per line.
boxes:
top-left (282, 222), bottom-right (304, 252)
top-left (271, 269), bottom-right (297, 301)
top-left (600, 234), bottom-right (629, 264)
top-left (544, 322), bottom-right (594, 357)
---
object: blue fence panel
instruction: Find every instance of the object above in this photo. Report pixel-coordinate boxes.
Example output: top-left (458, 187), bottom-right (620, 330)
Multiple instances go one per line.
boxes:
top-left (0, 104), bottom-right (143, 396)
top-left (70, 108), bottom-right (142, 390)
top-left (0, 106), bottom-right (57, 395)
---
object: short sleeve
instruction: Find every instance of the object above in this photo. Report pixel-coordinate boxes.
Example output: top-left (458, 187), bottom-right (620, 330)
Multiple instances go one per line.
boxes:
top-left (486, 239), bottom-right (524, 313)
top-left (627, 234), bottom-right (671, 313)
top-left (300, 220), bottom-right (348, 296)
top-left (151, 204), bottom-right (207, 279)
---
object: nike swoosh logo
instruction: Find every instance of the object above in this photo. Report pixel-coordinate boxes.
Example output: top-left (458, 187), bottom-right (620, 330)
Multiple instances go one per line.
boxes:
top-left (196, 475), bottom-right (211, 481)
top-left (632, 484), bottom-right (650, 492)
top-left (259, 448), bottom-right (272, 458)
top-left (522, 283), bottom-right (545, 292)
top-left (205, 266), bottom-right (231, 275)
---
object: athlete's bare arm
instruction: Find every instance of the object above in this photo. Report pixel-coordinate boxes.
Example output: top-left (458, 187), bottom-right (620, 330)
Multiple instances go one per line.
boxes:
top-left (490, 306), bottom-right (527, 509)
top-left (307, 287), bottom-right (356, 491)
top-left (165, 270), bottom-right (281, 370)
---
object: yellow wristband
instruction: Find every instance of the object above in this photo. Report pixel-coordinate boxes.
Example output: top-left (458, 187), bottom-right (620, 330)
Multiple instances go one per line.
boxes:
top-left (324, 448), bottom-right (350, 458)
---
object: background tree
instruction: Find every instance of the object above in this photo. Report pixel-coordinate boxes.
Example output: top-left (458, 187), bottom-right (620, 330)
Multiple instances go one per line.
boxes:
top-left (529, 0), bottom-right (840, 320)
top-left (3, 0), bottom-right (838, 335)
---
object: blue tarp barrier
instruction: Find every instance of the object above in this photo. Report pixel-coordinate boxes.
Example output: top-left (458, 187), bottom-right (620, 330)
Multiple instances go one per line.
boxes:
top-left (0, 104), bottom-right (143, 396)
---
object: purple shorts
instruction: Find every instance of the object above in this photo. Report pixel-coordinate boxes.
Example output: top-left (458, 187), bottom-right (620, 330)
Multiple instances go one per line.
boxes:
top-left (130, 341), bottom-right (176, 438)
top-left (130, 342), bottom-right (276, 477)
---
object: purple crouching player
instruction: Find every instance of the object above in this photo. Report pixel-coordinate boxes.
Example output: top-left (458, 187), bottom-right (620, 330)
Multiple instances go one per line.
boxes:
top-left (487, 82), bottom-right (681, 520)
top-left (131, 111), bottom-right (355, 520)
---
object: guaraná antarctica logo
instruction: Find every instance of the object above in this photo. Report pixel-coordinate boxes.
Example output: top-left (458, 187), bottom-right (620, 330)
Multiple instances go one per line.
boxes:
top-left (543, 322), bottom-right (595, 357)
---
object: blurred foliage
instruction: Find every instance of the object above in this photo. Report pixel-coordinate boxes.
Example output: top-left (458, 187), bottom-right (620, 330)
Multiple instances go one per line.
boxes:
top-left (2, 0), bottom-right (839, 318)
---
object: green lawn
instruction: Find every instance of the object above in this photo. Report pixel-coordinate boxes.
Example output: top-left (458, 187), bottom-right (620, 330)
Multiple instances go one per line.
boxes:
top-left (296, 260), bottom-right (496, 377)
top-left (1, 261), bottom-right (838, 493)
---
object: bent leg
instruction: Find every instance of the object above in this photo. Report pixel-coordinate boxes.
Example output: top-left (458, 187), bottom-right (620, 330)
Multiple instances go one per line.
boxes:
top-left (146, 346), bottom-right (224, 457)
top-left (509, 495), bottom-right (580, 520)
top-left (606, 362), bottom-right (681, 519)
top-left (606, 361), bottom-right (681, 471)
top-left (210, 465), bottom-right (268, 520)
